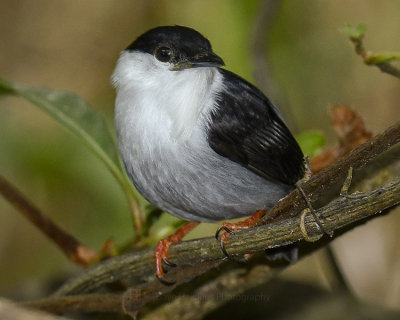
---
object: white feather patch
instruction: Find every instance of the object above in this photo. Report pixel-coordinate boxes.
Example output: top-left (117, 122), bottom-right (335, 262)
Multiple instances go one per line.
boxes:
top-left (112, 51), bottom-right (223, 141)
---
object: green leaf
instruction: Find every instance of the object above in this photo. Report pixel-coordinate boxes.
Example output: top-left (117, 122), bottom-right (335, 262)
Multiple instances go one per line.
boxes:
top-left (0, 77), bottom-right (122, 178)
top-left (341, 24), bottom-right (366, 39)
top-left (296, 130), bottom-right (325, 157)
top-left (0, 77), bottom-right (144, 232)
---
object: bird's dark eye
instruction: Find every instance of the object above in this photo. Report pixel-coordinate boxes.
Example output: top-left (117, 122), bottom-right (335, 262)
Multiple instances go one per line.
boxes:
top-left (155, 46), bottom-right (173, 62)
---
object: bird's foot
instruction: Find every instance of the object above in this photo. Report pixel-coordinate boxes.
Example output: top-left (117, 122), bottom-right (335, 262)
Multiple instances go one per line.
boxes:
top-left (295, 156), bottom-right (334, 238)
top-left (154, 221), bottom-right (199, 284)
top-left (295, 181), bottom-right (333, 238)
top-left (215, 210), bottom-right (266, 261)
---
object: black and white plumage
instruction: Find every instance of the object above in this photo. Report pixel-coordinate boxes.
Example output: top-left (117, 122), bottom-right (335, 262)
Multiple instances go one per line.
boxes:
top-left (112, 26), bottom-right (304, 223)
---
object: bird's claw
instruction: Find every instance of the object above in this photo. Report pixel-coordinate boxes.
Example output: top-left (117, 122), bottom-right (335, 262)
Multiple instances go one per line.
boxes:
top-left (162, 257), bottom-right (177, 268)
top-left (216, 225), bottom-right (234, 259)
top-left (154, 221), bottom-right (200, 285)
top-left (216, 211), bottom-right (265, 263)
top-left (154, 256), bottom-right (177, 285)
top-left (215, 225), bottom-right (234, 255)
top-left (215, 225), bottom-right (249, 263)
top-left (215, 225), bottom-right (234, 240)
top-left (155, 274), bottom-right (176, 286)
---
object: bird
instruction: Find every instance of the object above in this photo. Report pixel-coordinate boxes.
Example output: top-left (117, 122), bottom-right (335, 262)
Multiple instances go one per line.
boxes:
top-left (112, 25), bottom-right (305, 281)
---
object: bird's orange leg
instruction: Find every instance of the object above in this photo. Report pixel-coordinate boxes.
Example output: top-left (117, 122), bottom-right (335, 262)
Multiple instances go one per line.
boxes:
top-left (155, 221), bottom-right (199, 282)
top-left (215, 210), bottom-right (266, 259)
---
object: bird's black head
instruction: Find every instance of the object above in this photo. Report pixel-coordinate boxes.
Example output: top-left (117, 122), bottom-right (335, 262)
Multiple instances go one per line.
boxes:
top-left (126, 26), bottom-right (224, 71)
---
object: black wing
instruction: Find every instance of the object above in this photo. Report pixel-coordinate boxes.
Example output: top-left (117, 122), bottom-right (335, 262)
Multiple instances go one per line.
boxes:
top-left (208, 69), bottom-right (304, 186)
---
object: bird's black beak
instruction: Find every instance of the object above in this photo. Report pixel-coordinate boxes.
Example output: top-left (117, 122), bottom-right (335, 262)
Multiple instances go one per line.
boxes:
top-left (171, 52), bottom-right (224, 71)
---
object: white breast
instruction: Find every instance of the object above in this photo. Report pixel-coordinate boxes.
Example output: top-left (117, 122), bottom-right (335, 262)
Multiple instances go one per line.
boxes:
top-left (112, 51), bottom-right (223, 142)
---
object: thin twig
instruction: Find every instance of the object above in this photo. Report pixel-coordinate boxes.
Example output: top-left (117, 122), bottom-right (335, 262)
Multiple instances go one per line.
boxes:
top-left (0, 175), bottom-right (97, 266)
top-left (348, 32), bottom-right (400, 80)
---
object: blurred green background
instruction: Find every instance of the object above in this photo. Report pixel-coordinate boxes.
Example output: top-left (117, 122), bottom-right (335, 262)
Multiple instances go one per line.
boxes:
top-left (0, 0), bottom-right (399, 315)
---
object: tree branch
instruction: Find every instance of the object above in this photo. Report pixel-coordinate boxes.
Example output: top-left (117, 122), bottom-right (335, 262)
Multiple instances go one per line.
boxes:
top-left (0, 175), bottom-right (97, 266)
top-left (25, 172), bottom-right (400, 316)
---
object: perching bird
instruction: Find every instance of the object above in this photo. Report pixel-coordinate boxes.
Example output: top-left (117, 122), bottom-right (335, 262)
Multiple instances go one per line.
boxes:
top-left (112, 26), bottom-right (304, 280)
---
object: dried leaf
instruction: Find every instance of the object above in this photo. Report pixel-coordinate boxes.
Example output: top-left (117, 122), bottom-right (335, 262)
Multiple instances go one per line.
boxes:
top-left (311, 105), bottom-right (372, 173)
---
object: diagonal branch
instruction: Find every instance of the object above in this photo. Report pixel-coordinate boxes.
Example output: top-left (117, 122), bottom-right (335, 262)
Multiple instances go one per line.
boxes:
top-left (0, 175), bottom-right (97, 266)
top-left (265, 120), bottom-right (400, 223)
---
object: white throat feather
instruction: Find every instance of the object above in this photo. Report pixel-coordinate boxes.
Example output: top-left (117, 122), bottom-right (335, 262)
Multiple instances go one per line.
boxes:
top-left (112, 51), bottom-right (223, 140)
